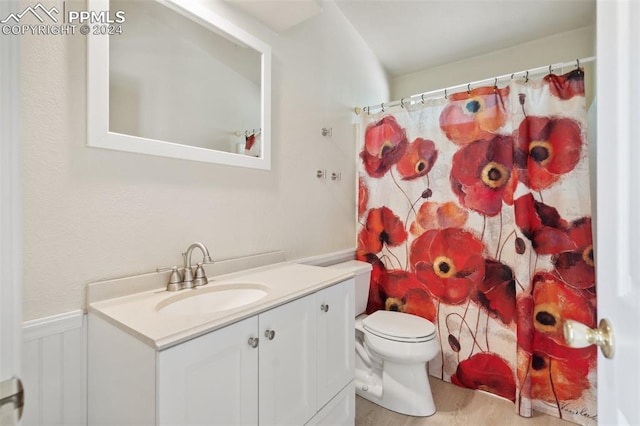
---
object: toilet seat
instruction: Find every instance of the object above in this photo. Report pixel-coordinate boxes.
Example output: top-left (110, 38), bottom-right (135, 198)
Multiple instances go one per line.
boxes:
top-left (362, 310), bottom-right (436, 343)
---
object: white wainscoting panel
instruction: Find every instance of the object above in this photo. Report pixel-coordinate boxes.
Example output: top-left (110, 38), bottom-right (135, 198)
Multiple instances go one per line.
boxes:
top-left (21, 311), bottom-right (87, 426)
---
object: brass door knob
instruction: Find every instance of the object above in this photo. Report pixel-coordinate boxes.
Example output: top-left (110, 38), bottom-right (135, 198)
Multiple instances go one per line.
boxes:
top-left (564, 318), bottom-right (614, 359)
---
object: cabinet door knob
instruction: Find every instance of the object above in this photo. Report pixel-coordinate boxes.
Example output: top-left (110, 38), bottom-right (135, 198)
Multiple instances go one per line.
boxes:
top-left (247, 337), bottom-right (259, 348)
top-left (264, 329), bottom-right (275, 340)
top-left (320, 304), bottom-right (329, 312)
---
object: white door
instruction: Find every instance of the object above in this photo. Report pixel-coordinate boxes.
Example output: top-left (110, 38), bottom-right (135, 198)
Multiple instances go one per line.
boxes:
top-left (259, 293), bottom-right (317, 426)
top-left (0, 1), bottom-right (24, 424)
top-left (595, 0), bottom-right (640, 424)
top-left (158, 316), bottom-right (259, 426)
top-left (316, 279), bottom-right (354, 408)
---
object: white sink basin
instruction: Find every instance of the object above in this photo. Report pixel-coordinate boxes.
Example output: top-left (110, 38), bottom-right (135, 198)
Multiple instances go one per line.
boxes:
top-left (157, 283), bottom-right (269, 316)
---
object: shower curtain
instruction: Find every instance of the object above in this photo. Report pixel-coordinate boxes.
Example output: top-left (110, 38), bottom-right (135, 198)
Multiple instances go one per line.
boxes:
top-left (356, 69), bottom-right (596, 425)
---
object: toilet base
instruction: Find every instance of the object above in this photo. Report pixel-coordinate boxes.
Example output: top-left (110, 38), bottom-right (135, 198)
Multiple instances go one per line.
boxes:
top-left (355, 361), bottom-right (435, 417)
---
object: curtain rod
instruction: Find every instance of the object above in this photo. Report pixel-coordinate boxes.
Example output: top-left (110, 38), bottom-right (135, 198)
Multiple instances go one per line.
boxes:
top-left (354, 56), bottom-right (596, 115)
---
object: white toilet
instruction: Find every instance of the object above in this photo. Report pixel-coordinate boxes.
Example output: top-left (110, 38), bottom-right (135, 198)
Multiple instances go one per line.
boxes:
top-left (329, 260), bottom-right (439, 417)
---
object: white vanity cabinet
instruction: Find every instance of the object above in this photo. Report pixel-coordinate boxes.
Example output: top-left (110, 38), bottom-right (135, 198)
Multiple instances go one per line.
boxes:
top-left (88, 277), bottom-right (354, 426)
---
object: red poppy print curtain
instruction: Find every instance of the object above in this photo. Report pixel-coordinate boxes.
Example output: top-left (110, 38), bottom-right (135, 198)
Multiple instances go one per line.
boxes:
top-left (356, 69), bottom-right (596, 425)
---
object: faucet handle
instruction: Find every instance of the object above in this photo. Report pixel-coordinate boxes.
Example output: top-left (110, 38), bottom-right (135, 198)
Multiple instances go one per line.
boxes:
top-left (193, 262), bottom-right (208, 287)
top-left (157, 266), bottom-right (182, 292)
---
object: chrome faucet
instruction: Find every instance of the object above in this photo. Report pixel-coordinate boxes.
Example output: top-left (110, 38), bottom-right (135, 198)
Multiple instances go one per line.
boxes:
top-left (181, 242), bottom-right (214, 289)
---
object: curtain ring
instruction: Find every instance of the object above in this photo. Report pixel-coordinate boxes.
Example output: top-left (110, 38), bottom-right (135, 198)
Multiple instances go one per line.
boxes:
top-left (510, 73), bottom-right (515, 80)
top-left (381, 103), bottom-right (385, 112)
top-left (548, 65), bottom-right (553, 75)
top-left (525, 70), bottom-right (529, 83)
top-left (400, 98), bottom-right (405, 108)
top-left (467, 83), bottom-right (471, 94)
top-left (493, 77), bottom-right (498, 89)
top-left (366, 106), bottom-right (370, 115)
top-left (421, 94), bottom-right (425, 104)
top-left (576, 58), bottom-right (580, 69)
top-left (443, 89), bottom-right (447, 100)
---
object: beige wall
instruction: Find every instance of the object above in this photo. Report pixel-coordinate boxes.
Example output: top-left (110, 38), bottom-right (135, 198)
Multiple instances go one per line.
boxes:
top-left (392, 26), bottom-right (595, 106)
top-left (20, 0), bottom-right (388, 320)
top-left (20, 2), bottom-right (596, 321)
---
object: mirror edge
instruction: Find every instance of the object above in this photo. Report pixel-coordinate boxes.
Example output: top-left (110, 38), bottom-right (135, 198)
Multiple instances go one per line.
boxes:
top-left (86, 0), bottom-right (272, 170)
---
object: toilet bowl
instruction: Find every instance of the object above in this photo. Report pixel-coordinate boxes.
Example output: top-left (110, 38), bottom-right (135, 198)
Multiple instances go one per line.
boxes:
top-left (328, 260), bottom-right (439, 417)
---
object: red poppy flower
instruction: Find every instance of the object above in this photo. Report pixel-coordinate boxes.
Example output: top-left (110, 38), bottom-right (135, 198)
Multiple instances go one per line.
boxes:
top-left (440, 86), bottom-right (510, 145)
top-left (358, 177), bottom-right (369, 218)
top-left (531, 272), bottom-right (596, 342)
top-left (410, 228), bottom-right (485, 305)
top-left (450, 135), bottom-right (518, 216)
top-left (514, 193), bottom-right (574, 255)
top-left (517, 349), bottom-right (592, 402)
top-left (516, 272), bottom-right (596, 360)
top-left (514, 116), bottom-right (583, 191)
top-left (544, 69), bottom-right (585, 100)
top-left (396, 138), bottom-right (438, 180)
top-left (361, 116), bottom-right (408, 178)
top-left (472, 259), bottom-right (516, 325)
top-left (410, 201), bottom-right (468, 236)
top-left (357, 207), bottom-right (408, 254)
top-left (381, 271), bottom-right (436, 322)
top-left (451, 353), bottom-right (516, 401)
top-left (552, 217), bottom-right (595, 290)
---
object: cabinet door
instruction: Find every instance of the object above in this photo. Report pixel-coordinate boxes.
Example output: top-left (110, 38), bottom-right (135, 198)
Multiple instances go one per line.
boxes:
top-left (259, 293), bottom-right (317, 425)
top-left (158, 316), bottom-right (259, 426)
top-left (316, 278), bottom-right (355, 409)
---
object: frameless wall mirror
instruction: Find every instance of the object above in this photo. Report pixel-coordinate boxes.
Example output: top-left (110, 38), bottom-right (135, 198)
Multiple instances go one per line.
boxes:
top-left (87, 0), bottom-right (271, 169)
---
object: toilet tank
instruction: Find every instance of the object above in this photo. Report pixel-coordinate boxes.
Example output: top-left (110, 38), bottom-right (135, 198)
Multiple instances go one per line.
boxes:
top-left (327, 260), bottom-right (372, 316)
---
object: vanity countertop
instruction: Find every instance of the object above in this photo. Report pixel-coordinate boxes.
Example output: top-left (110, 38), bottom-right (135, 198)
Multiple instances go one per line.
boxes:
top-left (88, 262), bottom-right (353, 350)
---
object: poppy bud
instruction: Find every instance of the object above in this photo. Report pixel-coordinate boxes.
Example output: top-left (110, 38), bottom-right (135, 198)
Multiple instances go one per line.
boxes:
top-left (448, 334), bottom-right (461, 352)
top-left (519, 93), bottom-right (526, 106)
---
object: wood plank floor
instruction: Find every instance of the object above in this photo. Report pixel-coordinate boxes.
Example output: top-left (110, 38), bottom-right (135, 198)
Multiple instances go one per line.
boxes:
top-left (355, 376), bottom-right (574, 426)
